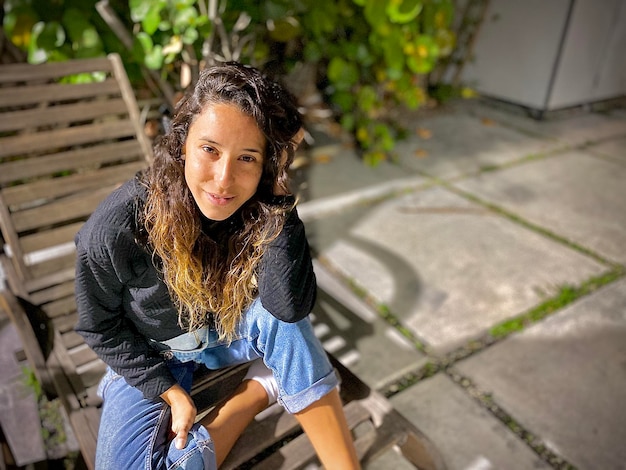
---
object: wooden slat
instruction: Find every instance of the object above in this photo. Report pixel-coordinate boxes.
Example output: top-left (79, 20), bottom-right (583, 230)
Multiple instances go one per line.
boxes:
top-left (0, 56), bottom-right (112, 83)
top-left (12, 185), bottom-right (117, 233)
top-left (29, 280), bottom-right (75, 306)
top-left (75, 359), bottom-right (107, 390)
top-left (0, 97), bottom-right (129, 133)
top-left (222, 408), bottom-right (302, 470)
top-left (28, 254), bottom-right (76, 283)
top-left (61, 330), bottom-right (87, 350)
top-left (42, 296), bottom-right (76, 319)
top-left (4, 161), bottom-right (145, 207)
top-left (84, 384), bottom-right (103, 408)
top-left (0, 193), bottom-right (28, 281)
top-left (69, 344), bottom-right (99, 368)
top-left (252, 402), bottom-right (373, 470)
top-left (0, 119), bottom-right (137, 159)
top-left (0, 78), bottom-right (121, 108)
top-left (0, 140), bottom-right (142, 185)
top-left (52, 313), bottom-right (78, 335)
top-left (25, 266), bottom-right (76, 294)
top-left (51, 331), bottom-right (89, 401)
top-left (20, 223), bottom-right (84, 255)
top-left (68, 407), bottom-right (100, 470)
top-left (0, 287), bottom-right (55, 394)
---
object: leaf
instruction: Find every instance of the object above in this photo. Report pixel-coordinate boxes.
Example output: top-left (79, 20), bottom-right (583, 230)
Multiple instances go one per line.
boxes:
top-left (162, 35), bottom-right (183, 55)
top-left (267, 17), bottom-right (301, 42)
top-left (4, 6), bottom-right (38, 48)
top-left (182, 27), bottom-right (199, 45)
top-left (36, 21), bottom-right (65, 50)
top-left (145, 44), bottom-right (164, 70)
top-left (331, 90), bottom-right (356, 113)
top-left (173, 6), bottom-right (198, 32)
top-left (327, 57), bottom-right (359, 90)
top-left (314, 154), bottom-right (333, 164)
top-left (340, 113), bottom-right (356, 132)
top-left (264, 1), bottom-right (290, 21)
top-left (28, 22), bottom-right (49, 63)
top-left (386, 0), bottom-right (423, 24)
top-left (416, 127), bottom-right (432, 139)
top-left (135, 31), bottom-right (153, 53)
top-left (130, 0), bottom-right (153, 22)
top-left (379, 32), bottom-right (405, 74)
top-left (414, 148), bottom-right (428, 158)
top-left (435, 29), bottom-right (455, 57)
top-left (461, 87), bottom-right (478, 99)
top-left (142, 3), bottom-right (163, 35)
top-left (363, 0), bottom-right (388, 31)
top-left (357, 86), bottom-right (378, 113)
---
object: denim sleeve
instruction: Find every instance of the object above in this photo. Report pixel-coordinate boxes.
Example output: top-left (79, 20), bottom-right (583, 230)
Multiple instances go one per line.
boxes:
top-left (258, 208), bottom-right (317, 323)
top-left (74, 223), bottom-right (176, 399)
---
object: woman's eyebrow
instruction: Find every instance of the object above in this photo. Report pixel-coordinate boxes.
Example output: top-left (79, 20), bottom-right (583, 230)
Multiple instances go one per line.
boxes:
top-left (199, 137), bottom-right (263, 154)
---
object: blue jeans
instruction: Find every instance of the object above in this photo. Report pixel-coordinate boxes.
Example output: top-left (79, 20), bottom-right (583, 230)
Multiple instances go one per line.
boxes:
top-left (95, 298), bottom-right (338, 470)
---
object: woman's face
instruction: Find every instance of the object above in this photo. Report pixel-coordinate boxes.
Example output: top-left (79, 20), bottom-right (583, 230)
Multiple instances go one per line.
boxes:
top-left (183, 103), bottom-right (265, 221)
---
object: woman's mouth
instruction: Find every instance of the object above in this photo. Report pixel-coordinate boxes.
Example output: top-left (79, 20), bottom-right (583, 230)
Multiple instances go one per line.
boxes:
top-left (207, 192), bottom-right (235, 206)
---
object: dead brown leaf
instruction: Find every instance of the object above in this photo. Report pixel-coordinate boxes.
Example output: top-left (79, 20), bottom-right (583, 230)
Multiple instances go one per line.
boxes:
top-left (414, 148), bottom-right (429, 158)
top-left (314, 154), bottom-right (333, 164)
top-left (416, 127), bottom-right (433, 139)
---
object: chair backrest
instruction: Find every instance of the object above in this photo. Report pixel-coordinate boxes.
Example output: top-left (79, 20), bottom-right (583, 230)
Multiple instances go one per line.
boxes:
top-left (0, 54), bottom-right (153, 404)
top-left (0, 54), bottom-right (152, 291)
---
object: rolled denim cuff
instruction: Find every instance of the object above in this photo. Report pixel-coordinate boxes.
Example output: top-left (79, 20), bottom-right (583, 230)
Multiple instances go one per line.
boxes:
top-left (278, 369), bottom-right (339, 414)
top-left (166, 423), bottom-right (216, 470)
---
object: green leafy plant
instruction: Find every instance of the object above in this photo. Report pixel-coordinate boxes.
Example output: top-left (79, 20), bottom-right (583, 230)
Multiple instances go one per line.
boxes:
top-left (299, 0), bottom-right (455, 164)
top-left (4, 0), bottom-right (457, 164)
top-left (2, 0), bottom-right (135, 82)
top-left (126, 0), bottom-right (456, 164)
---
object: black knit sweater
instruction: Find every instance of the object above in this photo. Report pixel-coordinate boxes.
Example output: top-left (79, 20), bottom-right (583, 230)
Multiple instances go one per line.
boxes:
top-left (74, 177), bottom-right (316, 399)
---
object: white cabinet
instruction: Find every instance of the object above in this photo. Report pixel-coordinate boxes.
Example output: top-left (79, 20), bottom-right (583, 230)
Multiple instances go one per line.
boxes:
top-left (462, 0), bottom-right (626, 114)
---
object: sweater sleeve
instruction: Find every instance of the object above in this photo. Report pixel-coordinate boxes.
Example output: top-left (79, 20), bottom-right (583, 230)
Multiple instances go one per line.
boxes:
top-left (258, 208), bottom-right (316, 322)
top-left (74, 226), bottom-right (176, 399)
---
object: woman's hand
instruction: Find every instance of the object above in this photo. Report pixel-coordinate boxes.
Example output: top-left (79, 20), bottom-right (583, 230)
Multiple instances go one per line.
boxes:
top-left (160, 384), bottom-right (197, 449)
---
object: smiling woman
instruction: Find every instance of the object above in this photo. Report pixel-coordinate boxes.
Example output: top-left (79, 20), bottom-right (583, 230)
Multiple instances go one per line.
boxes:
top-left (73, 62), bottom-right (360, 470)
top-left (183, 103), bottom-right (265, 221)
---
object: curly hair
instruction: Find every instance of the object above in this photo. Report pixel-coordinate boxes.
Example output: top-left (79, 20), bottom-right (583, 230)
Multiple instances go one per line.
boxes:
top-left (142, 63), bottom-right (302, 341)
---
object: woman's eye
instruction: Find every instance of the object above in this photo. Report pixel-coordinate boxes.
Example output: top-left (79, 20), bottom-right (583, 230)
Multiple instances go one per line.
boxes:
top-left (201, 145), bottom-right (217, 154)
top-left (240, 155), bottom-right (256, 163)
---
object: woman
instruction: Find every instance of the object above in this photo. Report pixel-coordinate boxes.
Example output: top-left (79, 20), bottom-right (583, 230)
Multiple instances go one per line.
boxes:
top-left (75, 63), bottom-right (360, 469)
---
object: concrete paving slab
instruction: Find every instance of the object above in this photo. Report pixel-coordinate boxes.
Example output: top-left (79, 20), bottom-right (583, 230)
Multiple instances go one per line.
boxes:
top-left (313, 262), bottom-right (426, 390)
top-left (464, 102), bottom-right (626, 148)
top-left (587, 136), bottom-right (626, 166)
top-left (317, 186), bottom-right (607, 354)
top-left (455, 278), bottom-right (626, 470)
top-left (455, 150), bottom-right (626, 264)
top-left (390, 373), bottom-right (551, 470)
top-left (364, 448), bottom-right (415, 470)
top-left (392, 112), bottom-right (555, 180)
top-left (293, 142), bottom-right (412, 204)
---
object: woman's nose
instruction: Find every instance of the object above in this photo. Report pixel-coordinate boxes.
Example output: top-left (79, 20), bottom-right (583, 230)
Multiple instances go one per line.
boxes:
top-left (215, 157), bottom-right (234, 187)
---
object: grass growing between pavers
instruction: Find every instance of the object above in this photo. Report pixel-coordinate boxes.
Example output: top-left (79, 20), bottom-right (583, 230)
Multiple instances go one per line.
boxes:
top-left (327, 258), bottom-right (623, 469)
top-left (446, 183), bottom-right (619, 269)
top-left (446, 369), bottom-right (578, 470)
top-left (490, 266), bottom-right (625, 339)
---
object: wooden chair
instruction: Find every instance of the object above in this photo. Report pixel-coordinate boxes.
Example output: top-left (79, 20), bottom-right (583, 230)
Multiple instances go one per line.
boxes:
top-left (0, 55), bottom-right (446, 469)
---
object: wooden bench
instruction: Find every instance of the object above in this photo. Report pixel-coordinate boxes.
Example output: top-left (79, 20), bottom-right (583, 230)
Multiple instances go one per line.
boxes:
top-left (0, 54), bottom-right (446, 469)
